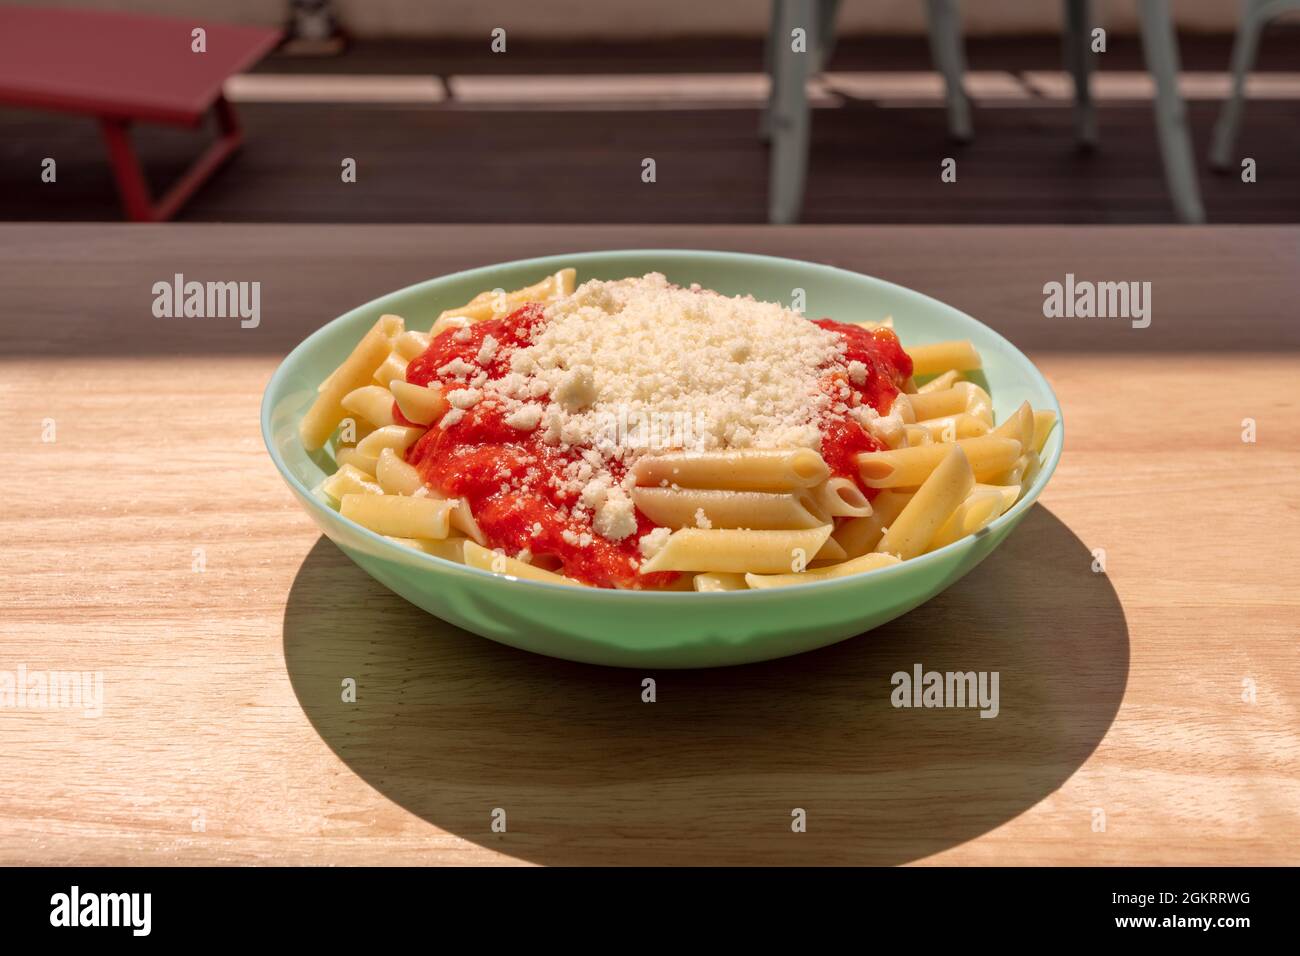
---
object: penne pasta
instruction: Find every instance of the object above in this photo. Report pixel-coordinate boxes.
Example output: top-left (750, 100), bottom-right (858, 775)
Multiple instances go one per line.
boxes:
top-left (963, 383), bottom-right (995, 426)
top-left (906, 339), bottom-right (982, 377)
top-left (929, 487), bottom-right (1006, 550)
top-left (809, 477), bottom-right (873, 518)
top-left (988, 458), bottom-right (1025, 487)
top-left (320, 463), bottom-right (382, 501)
top-left (832, 490), bottom-right (914, 559)
top-left (632, 448), bottom-right (829, 492)
top-left (886, 393), bottom-right (915, 425)
top-left (449, 498), bottom-right (488, 545)
top-left (638, 526), bottom-right (834, 575)
top-left (372, 350), bottom-right (409, 389)
top-left (463, 541), bottom-right (583, 587)
top-left (902, 424), bottom-right (935, 447)
top-left (300, 314), bottom-right (403, 450)
top-left (334, 446), bottom-right (371, 472)
top-left (905, 385), bottom-right (966, 421)
top-left (856, 436), bottom-right (1021, 488)
top-left (336, 417), bottom-right (375, 444)
top-left (744, 551), bottom-right (901, 589)
top-left (693, 572), bottom-right (749, 592)
top-left (393, 330), bottom-right (431, 360)
top-left (437, 268), bottom-right (577, 323)
top-left (992, 400), bottom-right (1035, 449)
top-left (631, 486), bottom-right (826, 530)
top-left (1033, 409), bottom-right (1058, 454)
top-left (390, 380), bottom-right (447, 426)
top-left (814, 534), bottom-right (848, 562)
top-left (356, 425), bottom-right (426, 461)
top-left (340, 493), bottom-right (453, 539)
top-left (912, 413), bottom-right (991, 442)
top-left (875, 445), bottom-right (975, 560)
top-left (1018, 449), bottom-right (1042, 488)
top-left (872, 412), bottom-right (909, 449)
top-left (907, 382), bottom-right (993, 425)
top-left (375, 447), bottom-right (425, 496)
top-left (341, 385), bottom-right (397, 429)
top-left (917, 368), bottom-right (963, 393)
top-left (974, 483), bottom-right (1021, 512)
top-left (988, 449), bottom-right (1041, 488)
top-left (387, 535), bottom-right (469, 564)
top-left (429, 313), bottom-right (473, 340)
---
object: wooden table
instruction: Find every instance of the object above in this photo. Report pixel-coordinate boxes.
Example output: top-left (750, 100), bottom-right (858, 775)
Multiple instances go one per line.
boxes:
top-left (2, 225), bottom-right (1297, 866)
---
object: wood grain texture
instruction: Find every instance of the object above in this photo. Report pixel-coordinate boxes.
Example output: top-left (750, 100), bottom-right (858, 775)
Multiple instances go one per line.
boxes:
top-left (0, 225), bottom-right (1297, 866)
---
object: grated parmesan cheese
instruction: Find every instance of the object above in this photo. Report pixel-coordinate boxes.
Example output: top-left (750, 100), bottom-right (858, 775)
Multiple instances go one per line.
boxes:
top-left (468, 274), bottom-right (853, 542)
top-left (476, 335), bottom-right (499, 365)
top-left (638, 526), bottom-right (671, 559)
top-left (446, 387), bottom-right (483, 410)
top-left (438, 357), bottom-right (476, 380)
top-left (439, 273), bottom-right (874, 550)
top-left (504, 404), bottom-right (544, 431)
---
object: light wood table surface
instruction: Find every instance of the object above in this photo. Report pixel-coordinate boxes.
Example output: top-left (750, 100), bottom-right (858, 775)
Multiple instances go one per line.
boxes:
top-left (2, 225), bottom-right (1297, 866)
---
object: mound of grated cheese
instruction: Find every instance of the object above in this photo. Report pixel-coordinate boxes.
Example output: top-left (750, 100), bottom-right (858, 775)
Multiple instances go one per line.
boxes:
top-left (468, 273), bottom-right (854, 546)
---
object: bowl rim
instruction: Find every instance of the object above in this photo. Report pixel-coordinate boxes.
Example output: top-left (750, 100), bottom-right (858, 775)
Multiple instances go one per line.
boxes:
top-left (261, 248), bottom-right (1064, 599)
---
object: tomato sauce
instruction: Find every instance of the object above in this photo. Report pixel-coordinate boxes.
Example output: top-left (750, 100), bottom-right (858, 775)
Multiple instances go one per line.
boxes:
top-left (401, 305), bottom-right (911, 588)
top-left (812, 319), bottom-right (913, 496)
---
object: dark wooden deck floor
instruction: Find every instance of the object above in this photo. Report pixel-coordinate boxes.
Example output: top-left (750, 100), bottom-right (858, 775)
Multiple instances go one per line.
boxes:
top-left (2, 33), bottom-right (1298, 224)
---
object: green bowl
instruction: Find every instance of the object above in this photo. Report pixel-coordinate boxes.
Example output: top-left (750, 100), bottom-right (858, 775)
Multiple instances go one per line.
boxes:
top-left (262, 250), bottom-right (1063, 668)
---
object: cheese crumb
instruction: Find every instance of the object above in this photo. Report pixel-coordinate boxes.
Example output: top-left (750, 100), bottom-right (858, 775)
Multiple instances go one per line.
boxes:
top-left (592, 486), bottom-right (636, 541)
top-left (504, 404), bottom-right (544, 431)
top-left (554, 367), bottom-right (597, 411)
top-left (446, 388), bottom-right (482, 410)
top-left (446, 388), bottom-right (483, 410)
top-left (638, 527), bottom-right (671, 559)
top-left (438, 357), bottom-right (476, 380)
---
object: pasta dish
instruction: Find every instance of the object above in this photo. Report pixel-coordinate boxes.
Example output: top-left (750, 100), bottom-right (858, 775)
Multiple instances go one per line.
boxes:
top-left (299, 269), bottom-right (1054, 590)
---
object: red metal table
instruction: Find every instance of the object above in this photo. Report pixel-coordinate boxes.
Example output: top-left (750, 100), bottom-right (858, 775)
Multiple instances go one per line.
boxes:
top-left (0, 7), bottom-right (280, 221)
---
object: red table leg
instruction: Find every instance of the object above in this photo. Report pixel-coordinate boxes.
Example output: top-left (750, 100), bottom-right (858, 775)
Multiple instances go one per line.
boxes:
top-left (99, 95), bottom-right (245, 222)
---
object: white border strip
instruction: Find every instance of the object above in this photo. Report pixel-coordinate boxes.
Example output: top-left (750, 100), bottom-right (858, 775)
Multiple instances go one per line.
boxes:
top-left (225, 74), bottom-right (448, 103)
top-left (222, 70), bottom-right (1300, 107)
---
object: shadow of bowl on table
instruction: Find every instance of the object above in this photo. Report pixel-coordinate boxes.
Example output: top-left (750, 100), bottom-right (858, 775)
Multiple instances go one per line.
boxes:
top-left (283, 504), bottom-right (1127, 865)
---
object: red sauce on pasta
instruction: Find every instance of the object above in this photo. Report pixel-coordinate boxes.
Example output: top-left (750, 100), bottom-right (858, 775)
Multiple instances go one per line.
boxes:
top-left (812, 320), bottom-right (913, 497)
top-left (401, 305), bottom-right (912, 588)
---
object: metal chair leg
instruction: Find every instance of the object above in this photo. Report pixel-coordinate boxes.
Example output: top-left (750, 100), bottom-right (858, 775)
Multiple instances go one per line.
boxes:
top-left (1137, 0), bottom-right (1206, 223)
top-left (768, 0), bottom-right (815, 223)
top-left (1209, 0), bottom-right (1283, 170)
top-left (813, 0), bottom-right (843, 73)
top-left (760, 0), bottom-right (779, 140)
top-left (1063, 0), bottom-right (1097, 148)
top-left (764, 1), bottom-right (838, 142)
top-left (925, 0), bottom-right (972, 142)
